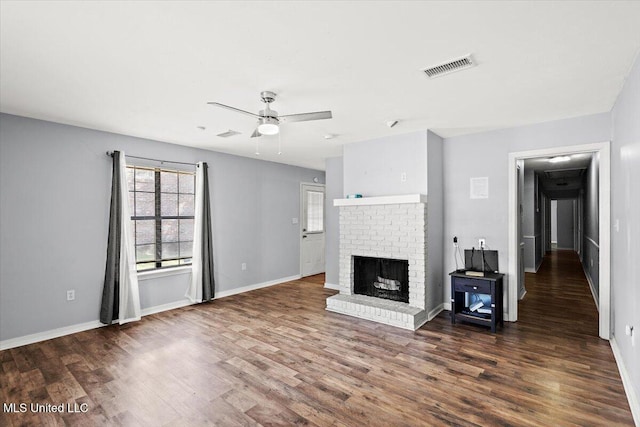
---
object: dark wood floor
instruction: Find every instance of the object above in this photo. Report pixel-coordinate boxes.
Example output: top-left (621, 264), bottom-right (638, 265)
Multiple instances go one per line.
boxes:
top-left (1, 252), bottom-right (634, 426)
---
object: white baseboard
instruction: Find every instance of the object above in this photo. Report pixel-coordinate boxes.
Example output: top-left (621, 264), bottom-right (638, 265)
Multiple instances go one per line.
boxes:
top-left (0, 274), bottom-right (302, 351)
top-left (0, 320), bottom-right (106, 351)
top-left (0, 301), bottom-right (193, 351)
top-left (610, 337), bottom-right (640, 426)
top-left (215, 274), bottom-right (302, 299)
top-left (324, 282), bottom-right (340, 290)
top-left (524, 259), bottom-right (544, 274)
top-left (581, 263), bottom-right (599, 312)
top-left (427, 304), bottom-right (444, 321)
top-left (141, 299), bottom-right (193, 316)
top-left (519, 288), bottom-right (527, 300)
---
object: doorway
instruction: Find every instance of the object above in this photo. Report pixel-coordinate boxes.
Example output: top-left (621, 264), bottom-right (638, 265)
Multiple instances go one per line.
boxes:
top-left (300, 183), bottom-right (325, 277)
top-left (508, 142), bottom-right (610, 339)
top-left (555, 198), bottom-right (577, 250)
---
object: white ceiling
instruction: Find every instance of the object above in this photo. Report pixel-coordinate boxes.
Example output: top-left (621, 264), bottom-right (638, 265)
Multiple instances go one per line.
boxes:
top-left (2, 1), bottom-right (640, 171)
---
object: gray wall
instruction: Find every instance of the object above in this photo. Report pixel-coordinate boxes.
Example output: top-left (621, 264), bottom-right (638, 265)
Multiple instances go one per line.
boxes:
top-left (551, 200), bottom-right (558, 243)
top-left (523, 168), bottom-right (543, 271)
top-left (324, 156), bottom-right (343, 287)
top-left (442, 112), bottom-right (611, 316)
top-left (343, 131), bottom-right (427, 196)
top-left (0, 113), bottom-right (324, 341)
top-left (611, 47), bottom-right (640, 410)
top-left (426, 131), bottom-right (444, 313)
top-left (522, 168), bottom-right (536, 237)
top-left (582, 153), bottom-right (599, 298)
top-left (556, 199), bottom-right (575, 250)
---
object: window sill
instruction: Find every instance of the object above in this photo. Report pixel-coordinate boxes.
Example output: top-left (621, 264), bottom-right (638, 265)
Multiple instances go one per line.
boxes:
top-left (138, 266), bottom-right (192, 281)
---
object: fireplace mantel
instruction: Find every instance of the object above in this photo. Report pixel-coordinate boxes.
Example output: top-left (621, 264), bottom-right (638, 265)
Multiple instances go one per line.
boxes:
top-left (334, 194), bottom-right (427, 207)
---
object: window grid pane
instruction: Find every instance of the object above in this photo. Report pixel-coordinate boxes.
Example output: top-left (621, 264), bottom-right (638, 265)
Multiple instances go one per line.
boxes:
top-left (161, 193), bottom-right (178, 216)
top-left (179, 172), bottom-right (195, 194)
top-left (160, 171), bottom-right (178, 193)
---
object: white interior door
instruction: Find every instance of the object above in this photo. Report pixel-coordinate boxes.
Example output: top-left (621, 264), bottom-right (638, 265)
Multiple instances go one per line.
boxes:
top-left (301, 183), bottom-right (325, 277)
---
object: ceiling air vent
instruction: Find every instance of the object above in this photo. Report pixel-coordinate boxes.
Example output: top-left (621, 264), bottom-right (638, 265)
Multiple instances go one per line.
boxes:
top-left (544, 168), bottom-right (586, 179)
top-left (216, 129), bottom-right (241, 138)
top-left (422, 54), bottom-right (475, 78)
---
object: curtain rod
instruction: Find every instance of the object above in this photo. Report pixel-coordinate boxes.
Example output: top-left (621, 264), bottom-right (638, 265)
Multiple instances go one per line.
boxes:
top-left (106, 151), bottom-right (197, 166)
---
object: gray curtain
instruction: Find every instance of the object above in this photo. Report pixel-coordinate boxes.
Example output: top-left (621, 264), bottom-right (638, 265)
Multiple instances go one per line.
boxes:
top-left (100, 151), bottom-right (122, 324)
top-left (200, 162), bottom-right (215, 301)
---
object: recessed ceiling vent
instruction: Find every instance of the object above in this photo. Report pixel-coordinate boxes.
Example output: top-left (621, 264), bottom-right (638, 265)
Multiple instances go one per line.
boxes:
top-left (422, 54), bottom-right (475, 78)
top-left (544, 168), bottom-right (586, 179)
top-left (216, 129), bottom-right (241, 138)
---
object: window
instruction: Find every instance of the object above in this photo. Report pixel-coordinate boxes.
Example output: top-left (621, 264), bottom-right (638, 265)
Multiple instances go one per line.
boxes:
top-left (306, 190), bottom-right (324, 233)
top-left (126, 166), bottom-right (195, 271)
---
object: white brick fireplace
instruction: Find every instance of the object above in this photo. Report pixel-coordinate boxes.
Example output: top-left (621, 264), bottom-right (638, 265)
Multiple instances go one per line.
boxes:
top-left (326, 194), bottom-right (429, 330)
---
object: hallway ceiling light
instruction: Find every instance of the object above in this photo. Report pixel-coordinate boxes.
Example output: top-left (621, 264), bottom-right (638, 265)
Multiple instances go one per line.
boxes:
top-left (548, 156), bottom-right (571, 163)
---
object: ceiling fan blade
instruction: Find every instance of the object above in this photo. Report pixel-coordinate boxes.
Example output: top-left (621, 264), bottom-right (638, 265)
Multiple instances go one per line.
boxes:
top-left (250, 128), bottom-right (261, 138)
top-left (279, 110), bottom-right (332, 123)
top-left (207, 102), bottom-right (259, 118)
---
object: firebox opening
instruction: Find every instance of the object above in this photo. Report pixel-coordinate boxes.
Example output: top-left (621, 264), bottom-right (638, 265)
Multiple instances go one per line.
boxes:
top-left (353, 256), bottom-right (409, 303)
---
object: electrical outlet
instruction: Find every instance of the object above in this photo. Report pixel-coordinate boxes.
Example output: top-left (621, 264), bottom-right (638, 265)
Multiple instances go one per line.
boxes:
top-left (292, 218), bottom-right (298, 225)
top-left (400, 172), bottom-right (407, 182)
top-left (66, 290), bottom-right (75, 301)
top-left (478, 238), bottom-right (486, 249)
top-left (241, 263), bottom-right (247, 271)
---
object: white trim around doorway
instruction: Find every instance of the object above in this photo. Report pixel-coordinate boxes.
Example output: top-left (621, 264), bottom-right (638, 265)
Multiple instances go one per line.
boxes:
top-left (508, 142), bottom-right (611, 339)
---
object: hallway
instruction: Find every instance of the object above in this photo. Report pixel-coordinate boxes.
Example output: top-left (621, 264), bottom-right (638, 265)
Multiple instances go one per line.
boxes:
top-left (508, 249), bottom-right (634, 423)
top-left (520, 250), bottom-right (599, 337)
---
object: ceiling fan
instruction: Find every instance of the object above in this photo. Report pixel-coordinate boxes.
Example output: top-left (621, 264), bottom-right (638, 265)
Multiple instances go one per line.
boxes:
top-left (207, 91), bottom-right (332, 138)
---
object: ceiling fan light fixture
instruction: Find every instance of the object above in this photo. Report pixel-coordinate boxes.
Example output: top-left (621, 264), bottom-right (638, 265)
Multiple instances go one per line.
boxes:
top-left (257, 117), bottom-right (279, 135)
top-left (208, 91), bottom-right (332, 141)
